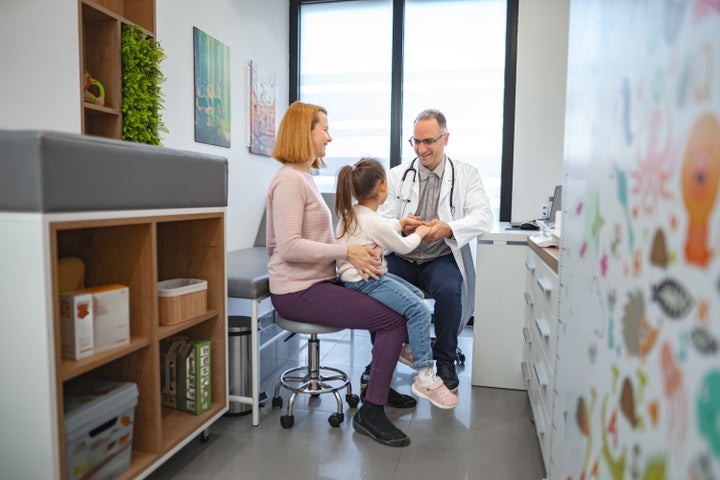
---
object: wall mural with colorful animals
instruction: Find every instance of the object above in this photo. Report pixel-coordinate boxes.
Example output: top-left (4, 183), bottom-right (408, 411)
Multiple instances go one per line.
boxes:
top-left (550, 1), bottom-right (720, 479)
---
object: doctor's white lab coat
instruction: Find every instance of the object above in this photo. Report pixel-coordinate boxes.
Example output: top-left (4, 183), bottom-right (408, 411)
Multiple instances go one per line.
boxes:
top-left (378, 156), bottom-right (494, 331)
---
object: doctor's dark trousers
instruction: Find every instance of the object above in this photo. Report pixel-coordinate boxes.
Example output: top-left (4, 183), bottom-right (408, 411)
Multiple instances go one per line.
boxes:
top-left (383, 252), bottom-right (463, 364)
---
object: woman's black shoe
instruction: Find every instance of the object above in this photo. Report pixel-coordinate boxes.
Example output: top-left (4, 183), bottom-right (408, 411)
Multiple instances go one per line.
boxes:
top-left (352, 408), bottom-right (410, 447)
top-left (360, 386), bottom-right (417, 408)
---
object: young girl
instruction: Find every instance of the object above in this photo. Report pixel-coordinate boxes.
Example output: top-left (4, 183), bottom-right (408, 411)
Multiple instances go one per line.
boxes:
top-left (335, 158), bottom-right (458, 409)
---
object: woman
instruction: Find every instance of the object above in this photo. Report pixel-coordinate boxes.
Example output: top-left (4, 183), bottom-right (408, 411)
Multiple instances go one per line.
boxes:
top-left (266, 101), bottom-right (411, 447)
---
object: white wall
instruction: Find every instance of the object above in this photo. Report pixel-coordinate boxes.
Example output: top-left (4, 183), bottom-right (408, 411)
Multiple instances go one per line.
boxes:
top-left (0, 0), bottom-right (81, 132)
top-left (512, 0), bottom-right (570, 221)
top-left (157, 0), bottom-right (287, 251)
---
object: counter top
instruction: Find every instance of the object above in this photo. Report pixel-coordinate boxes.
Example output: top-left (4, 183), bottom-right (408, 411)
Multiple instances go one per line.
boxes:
top-left (478, 222), bottom-right (532, 243)
top-left (528, 237), bottom-right (559, 272)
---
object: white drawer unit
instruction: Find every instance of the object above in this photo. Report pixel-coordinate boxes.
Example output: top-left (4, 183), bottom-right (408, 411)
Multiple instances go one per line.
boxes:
top-left (472, 225), bottom-right (530, 390)
top-left (523, 239), bottom-right (559, 474)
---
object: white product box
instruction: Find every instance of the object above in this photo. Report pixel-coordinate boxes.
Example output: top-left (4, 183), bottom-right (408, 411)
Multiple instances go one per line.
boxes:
top-left (64, 379), bottom-right (138, 480)
top-left (59, 292), bottom-right (94, 359)
top-left (85, 285), bottom-right (130, 353)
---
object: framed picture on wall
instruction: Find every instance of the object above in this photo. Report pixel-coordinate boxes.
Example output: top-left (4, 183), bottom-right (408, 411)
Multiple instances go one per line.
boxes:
top-left (248, 60), bottom-right (276, 156)
top-left (193, 27), bottom-right (231, 148)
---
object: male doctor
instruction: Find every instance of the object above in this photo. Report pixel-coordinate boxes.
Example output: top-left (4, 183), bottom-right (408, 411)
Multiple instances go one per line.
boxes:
top-left (379, 109), bottom-right (493, 393)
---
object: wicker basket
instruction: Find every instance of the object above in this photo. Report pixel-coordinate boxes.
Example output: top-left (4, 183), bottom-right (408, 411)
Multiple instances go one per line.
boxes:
top-left (158, 279), bottom-right (207, 326)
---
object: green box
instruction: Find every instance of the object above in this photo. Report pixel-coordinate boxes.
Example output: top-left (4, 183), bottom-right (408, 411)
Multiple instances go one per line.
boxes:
top-left (160, 337), bottom-right (211, 415)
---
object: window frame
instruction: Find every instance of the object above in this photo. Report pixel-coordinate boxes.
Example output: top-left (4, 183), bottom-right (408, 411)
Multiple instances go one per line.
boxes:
top-left (289, 0), bottom-right (518, 222)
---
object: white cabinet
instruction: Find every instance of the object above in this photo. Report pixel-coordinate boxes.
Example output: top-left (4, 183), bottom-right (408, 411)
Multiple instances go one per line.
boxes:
top-left (471, 224), bottom-right (530, 389)
top-left (522, 239), bottom-right (559, 472)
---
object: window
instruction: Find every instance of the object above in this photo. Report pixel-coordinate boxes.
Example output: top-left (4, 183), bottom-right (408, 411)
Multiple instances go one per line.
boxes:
top-left (293, 0), bottom-right (516, 221)
top-left (298, 1), bottom-right (393, 192)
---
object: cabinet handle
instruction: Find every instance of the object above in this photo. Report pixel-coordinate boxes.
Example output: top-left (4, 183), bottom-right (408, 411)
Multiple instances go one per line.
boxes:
top-left (536, 277), bottom-right (553, 293)
top-left (521, 361), bottom-right (531, 384)
top-left (523, 292), bottom-right (534, 306)
top-left (535, 317), bottom-right (550, 338)
top-left (522, 327), bottom-right (532, 344)
top-left (533, 361), bottom-right (548, 387)
top-left (529, 397), bottom-right (545, 435)
top-left (525, 260), bottom-right (536, 272)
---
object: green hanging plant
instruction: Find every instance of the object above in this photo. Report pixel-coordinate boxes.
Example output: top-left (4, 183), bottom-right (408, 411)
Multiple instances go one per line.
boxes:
top-left (121, 24), bottom-right (168, 145)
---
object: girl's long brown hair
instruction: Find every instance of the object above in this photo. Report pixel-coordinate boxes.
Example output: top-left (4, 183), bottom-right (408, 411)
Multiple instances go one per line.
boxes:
top-left (335, 157), bottom-right (386, 238)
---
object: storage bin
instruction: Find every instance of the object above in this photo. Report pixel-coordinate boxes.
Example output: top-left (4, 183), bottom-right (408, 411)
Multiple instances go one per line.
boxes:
top-left (158, 278), bottom-right (207, 325)
top-left (64, 379), bottom-right (138, 480)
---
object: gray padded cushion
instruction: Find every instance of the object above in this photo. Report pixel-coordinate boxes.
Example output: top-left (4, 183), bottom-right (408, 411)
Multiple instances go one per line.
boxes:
top-left (227, 247), bottom-right (270, 299)
top-left (0, 130), bottom-right (227, 212)
top-left (275, 313), bottom-right (342, 335)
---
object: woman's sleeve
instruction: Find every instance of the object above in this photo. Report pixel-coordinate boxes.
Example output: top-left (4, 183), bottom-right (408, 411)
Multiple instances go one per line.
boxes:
top-left (269, 176), bottom-right (346, 262)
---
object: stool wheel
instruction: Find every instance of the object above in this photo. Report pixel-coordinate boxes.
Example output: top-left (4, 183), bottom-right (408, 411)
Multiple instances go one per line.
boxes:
top-left (280, 415), bottom-right (294, 429)
top-left (272, 396), bottom-right (283, 409)
top-left (346, 393), bottom-right (360, 408)
top-left (328, 412), bottom-right (344, 427)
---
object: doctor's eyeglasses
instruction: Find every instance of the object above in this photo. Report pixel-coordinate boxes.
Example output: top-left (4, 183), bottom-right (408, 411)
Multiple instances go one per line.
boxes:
top-left (408, 133), bottom-right (446, 147)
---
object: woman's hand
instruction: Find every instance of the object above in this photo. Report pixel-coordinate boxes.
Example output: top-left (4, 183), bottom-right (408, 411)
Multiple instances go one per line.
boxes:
top-left (347, 245), bottom-right (383, 281)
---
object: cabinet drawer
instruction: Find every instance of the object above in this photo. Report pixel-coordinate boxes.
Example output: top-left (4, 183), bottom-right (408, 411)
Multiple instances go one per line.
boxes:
top-left (529, 324), bottom-right (555, 412)
top-left (527, 372), bottom-right (550, 470)
top-left (529, 292), bottom-right (557, 374)
top-left (527, 249), bottom-right (559, 319)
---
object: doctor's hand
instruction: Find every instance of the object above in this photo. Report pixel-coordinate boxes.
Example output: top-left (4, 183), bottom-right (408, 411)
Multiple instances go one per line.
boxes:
top-left (347, 244), bottom-right (383, 281)
top-left (399, 215), bottom-right (424, 235)
top-left (423, 219), bottom-right (453, 242)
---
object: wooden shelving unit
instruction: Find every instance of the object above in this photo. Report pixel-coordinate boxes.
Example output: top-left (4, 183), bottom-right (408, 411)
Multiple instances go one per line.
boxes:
top-left (78, 0), bottom-right (156, 139)
top-left (50, 210), bottom-right (226, 479)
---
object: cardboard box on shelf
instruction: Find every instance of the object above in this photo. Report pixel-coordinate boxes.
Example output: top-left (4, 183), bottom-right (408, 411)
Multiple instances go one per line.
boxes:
top-left (160, 336), bottom-right (212, 415)
top-left (160, 338), bottom-right (184, 409)
top-left (59, 292), bottom-right (94, 359)
top-left (85, 285), bottom-right (130, 353)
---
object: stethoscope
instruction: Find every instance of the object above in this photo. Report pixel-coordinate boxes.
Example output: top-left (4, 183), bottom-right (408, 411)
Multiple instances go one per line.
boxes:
top-left (397, 156), bottom-right (456, 216)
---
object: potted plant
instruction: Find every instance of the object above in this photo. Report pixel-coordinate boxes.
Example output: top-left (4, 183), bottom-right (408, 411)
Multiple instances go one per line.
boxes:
top-left (121, 25), bottom-right (168, 145)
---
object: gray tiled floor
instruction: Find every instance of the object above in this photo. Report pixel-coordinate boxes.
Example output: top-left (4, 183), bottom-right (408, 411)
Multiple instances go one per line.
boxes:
top-left (147, 326), bottom-right (545, 480)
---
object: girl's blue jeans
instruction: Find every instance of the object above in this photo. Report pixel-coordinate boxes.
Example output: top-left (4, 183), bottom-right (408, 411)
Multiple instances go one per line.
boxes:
top-left (345, 272), bottom-right (434, 370)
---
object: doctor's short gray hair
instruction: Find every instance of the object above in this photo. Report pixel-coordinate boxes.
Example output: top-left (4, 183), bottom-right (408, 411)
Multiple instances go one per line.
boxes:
top-left (414, 109), bottom-right (447, 133)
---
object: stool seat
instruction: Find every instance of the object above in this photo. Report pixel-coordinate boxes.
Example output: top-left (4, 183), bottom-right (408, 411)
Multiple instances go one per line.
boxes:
top-left (275, 315), bottom-right (342, 335)
top-left (271, 313), bottom-right (359, 429)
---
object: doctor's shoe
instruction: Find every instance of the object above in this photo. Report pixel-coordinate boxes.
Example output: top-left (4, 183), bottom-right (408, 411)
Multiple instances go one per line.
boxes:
top-left (360, 363), bottom-right (371, 389)
top-left (436, 360), bottom-right (459, 393)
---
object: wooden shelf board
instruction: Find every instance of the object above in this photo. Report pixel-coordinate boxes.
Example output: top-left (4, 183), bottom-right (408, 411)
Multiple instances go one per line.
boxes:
top-left (60, 336), bottom-right (150, 382)
top-left (158, 309), bottom-right (219, 340)
top-left (84, 102), bottom-right (120, 116)
top-left (116, 450), bottom-right (156, 480)
top-left (160, 403), bottom-right (226, 452)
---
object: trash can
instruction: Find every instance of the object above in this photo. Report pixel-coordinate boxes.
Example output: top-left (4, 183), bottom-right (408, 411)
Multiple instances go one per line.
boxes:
top-left (227, 315), bottom-right (252, 416)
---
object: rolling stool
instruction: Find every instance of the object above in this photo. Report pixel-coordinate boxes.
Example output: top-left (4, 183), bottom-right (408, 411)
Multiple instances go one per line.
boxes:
top-left (271, 314), bottom-right (360, 428)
